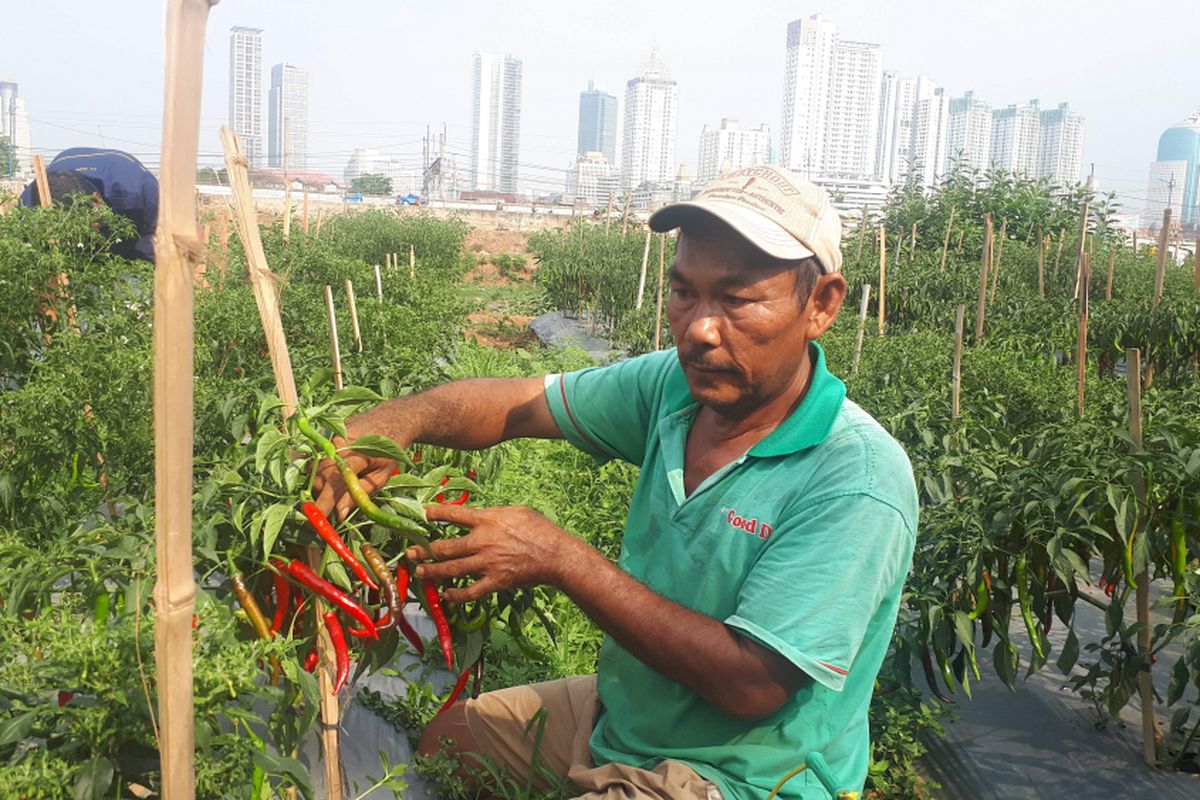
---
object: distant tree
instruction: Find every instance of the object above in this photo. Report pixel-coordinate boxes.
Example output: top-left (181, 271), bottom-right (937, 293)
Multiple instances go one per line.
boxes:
top-left (196, 166), bottom-right (228, 185)
top-left (349, 174), bottom-right (392, 196)
top-left (0, 136), bottom-right (15, 178)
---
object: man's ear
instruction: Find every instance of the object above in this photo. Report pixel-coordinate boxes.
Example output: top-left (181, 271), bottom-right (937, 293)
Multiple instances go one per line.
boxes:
top-left (803, 273), bottom-right (848, 340)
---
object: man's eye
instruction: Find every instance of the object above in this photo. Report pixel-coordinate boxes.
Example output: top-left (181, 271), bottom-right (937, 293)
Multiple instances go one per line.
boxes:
top-left (723, 295), bottom-right (751, 306)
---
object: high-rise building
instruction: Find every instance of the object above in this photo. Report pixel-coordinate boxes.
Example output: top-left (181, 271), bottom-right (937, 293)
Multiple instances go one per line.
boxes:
top-left (878, 75), bottom-right (942, 186)
top-left (696, 119), bottom-right (771, 185)
top-left (577, 81), bottom-right (618, 165)
top-left (229, 26), bottom-right (264, 167)
top-left (470, 52), bottom-right (522, 194)
top-left (947, 90), bottom-right (992, 175)
top-left (621, 48), bottom-right (678, 191)
top-left (1144, 109), bottom-right (1200, 229)
top-left (874, 72), bottom-right (899, 182)
top-left (911, 86), bottom-right (950, 189)
top-left (0, 80), bottom-right (32, 178)
top-left (779, 15), bottom-right (882, 181)
top-left (268, 63), bottom-right (308, 170)
top-left (566, 151), bottom-right (620, 206)
top-left (779, 15), bottom-right (838, 178)
top-left (991, 100), bottom-right (1041, 177)
top-left (1037, 102), bottom-right (1084, 185)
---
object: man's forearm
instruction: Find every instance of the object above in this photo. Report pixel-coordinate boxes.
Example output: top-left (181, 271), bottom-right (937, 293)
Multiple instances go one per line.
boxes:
top-left (348, 377), bottom-right (558, 451)
top-left (554, 537), bottom-right (803, 720)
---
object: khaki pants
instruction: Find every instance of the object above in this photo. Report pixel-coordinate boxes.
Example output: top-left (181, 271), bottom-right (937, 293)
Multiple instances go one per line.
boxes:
top-left (463, 675), bottom-right (722, 800)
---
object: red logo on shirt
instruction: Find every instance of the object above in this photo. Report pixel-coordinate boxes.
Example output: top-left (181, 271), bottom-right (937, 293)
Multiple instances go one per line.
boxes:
top-left (721, 507), bottom-right (774, 540)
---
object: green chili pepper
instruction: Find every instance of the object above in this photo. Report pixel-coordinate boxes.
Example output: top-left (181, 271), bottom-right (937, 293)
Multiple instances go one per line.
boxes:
top-left (1171, 514), bottom-right (1188, 623)
top-left (232, 575), bottom-right (281, 685)
top-left (967, 570), bottom-right (990, 621)
top-left (1123, 514), bottom-right (1140, 589)
top-left (1016, 555), bottom-right (1044, 661)
top-left (296, 415), bottom-right (431, 551)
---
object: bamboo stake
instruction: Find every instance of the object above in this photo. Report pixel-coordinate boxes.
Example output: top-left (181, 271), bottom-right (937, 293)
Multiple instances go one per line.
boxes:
top-left (315, 208), bottom-right (324, 237)
top-left (32, 154), bottom-right (51, 208)
top-left (302, 190), bottom-right (309, 236)
top-left (1125, 347), bottom-right (1165, 767)
top-left (221, 127), bottom-right (298, 413)
top-left (386, 251), bottom-right (392, 272)
top-left (956, 228), bottom-right (965, 254)
top-left (852, 284), bottom-right (871, 374)
top-left (1052, 228), bottom-right (1065, 283)
top-left (990, 218), bottom-right (1006, 302)
top-left (975, 214), bottom-right (992, 341)
top-left (877, 226), bottom-right (887, 336)
top-left (620, 192), bottom-right (632, 235)
top-left (345, 279), bottom-right (362, 353)
top-left (374, 264), bottom-right (383, 302)
top-left (855, 204), bottom-right (869, 263)
top-left (325, 285), bottom-right (344, 390)
top-left (1106, 248), bottom-right (1116, 300)
top-left (154, 3), bottom-right (214, 797)
top-left (1072, 202), bottom-right (1090, 299)
top-left (409, 244), bottom-right (415, 279)
top-left (605, 192), bottom-right (613, 235)
top-left (653, 235), bottom-right (666, 350)
top-left (1076, 253), bottom-right (1090, 416)
top-left (1153, 208), bottom-right (1171, 311)
top-left (635, 227), bottom-right (652, 311)
top-left (952, 305), bottom-right (965, 418)
top-left (893, 229), bottom-right (903, 267)
top-left (1037, 231), bottom-right (1046, 299)
top-left (939, 207), bottom-right (956, 273)
top-left (282, 180), bottom-right (292, 245)
top-left (909, 222), bottom-right (917, 262)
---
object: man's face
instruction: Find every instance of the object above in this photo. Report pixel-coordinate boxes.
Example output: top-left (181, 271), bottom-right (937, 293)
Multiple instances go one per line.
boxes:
top-left (665, 225), bottom-right (842, 415)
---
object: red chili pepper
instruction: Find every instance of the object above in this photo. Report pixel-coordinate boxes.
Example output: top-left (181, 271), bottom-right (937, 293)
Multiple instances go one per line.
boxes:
top-left (270, 573), bottom-right (291, 635)
top-left (436, 665), bottom-right (473, 716)
top-left (302, 501), bottom-right (379, 592)
top-left (323, 611), bottom-right (350, 694)
top-left (302, 649), bottom-right (319, 673)
top-left (423, 579), bottom-right (454, 670)
top-left (395, 564), bottom-right (425, 656)
top-left (349, 609), bottom-right (394, 638)
top-left (57, 690), bottom-right (74, 707)
top-left (284, 559), bottom-right (378, 639)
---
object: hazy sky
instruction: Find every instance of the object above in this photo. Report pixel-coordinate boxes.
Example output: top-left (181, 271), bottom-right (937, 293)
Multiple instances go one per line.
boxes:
top-left (6, 0), bottom-right (1198, 209)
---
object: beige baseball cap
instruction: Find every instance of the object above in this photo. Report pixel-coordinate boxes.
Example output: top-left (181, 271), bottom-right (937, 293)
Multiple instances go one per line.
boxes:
top-left (649, 165), bottom-right (843, 274)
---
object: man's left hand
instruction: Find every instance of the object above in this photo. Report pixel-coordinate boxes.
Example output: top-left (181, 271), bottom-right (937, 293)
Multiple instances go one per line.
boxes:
top-left (407, 504), bottom-right (582, 603)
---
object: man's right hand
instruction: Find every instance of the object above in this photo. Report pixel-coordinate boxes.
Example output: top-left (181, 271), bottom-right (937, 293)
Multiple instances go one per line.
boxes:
top-left (312, 407), bottom-right (410, 520)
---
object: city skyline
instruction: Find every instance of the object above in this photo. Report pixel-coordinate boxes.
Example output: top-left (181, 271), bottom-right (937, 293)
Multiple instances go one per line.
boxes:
top-left (2, 1), bottom-right (1196, 213)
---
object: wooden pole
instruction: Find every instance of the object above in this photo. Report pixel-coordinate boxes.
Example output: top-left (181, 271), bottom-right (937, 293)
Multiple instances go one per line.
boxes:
top-left (635, 227), bottom-right (652, 311)
top-left (990, 218), bottom-right (1006, 302)
top-left (956, 228), bottom-right (965, 254)
top-left (852, 283), bottom-right (871, 374)
top-left (220, 126), bottom-right (299, 416)
top-left (939, 207), bottom-right (956, 273)
top-left (1052, 228), bottom-right (1066, 283)
top-left (1125, 347), bottom-right (1165, 767)
top-left (345, 279), bottom-right (362, 353)
top-left (877, 226), bottom-right (887, 336)
top-left (1072, 202), bottom-right (1090, 299)
top-left (409, 244), bottom-right (415, 279)
top-left (1037, 231), bottom-right (1046, 299)
top-left (975, 214), bottom-right (992, 341)
top-left (653, 235), bottom-right (666, 350)
top-left (605, 192), bottom-right (613, 235)
top-left (325, 285), bottom-right (344, 390)
top-left (855, 204), bottom-right (869, 263)
top-left (302, 190), bottom-right (309, 236)
top-left (32, 154), bottom-right (52, 207)
top-left (282, 181), bottom-right (292, 245)
top-left (315, 208), bottom-right (324, 237)
top-left (154, 3), bottom-right (214, 798)
top-left (909, 222), bottom-right (917, 263)
top-left (1106, 248), bottom-right (1116, 300)
top-left (1153, 208), bottom-right (1171, 311)
top-left (620, 192), bottom-right (632, 235)
top-left (1076, 253), bottom-right (1090, 416)
top-left (893, 228), bottom-right (903, 267)
top-left (952, 305), bottom-right (965, 418)
top-left (374, 264), bottom-right (383, 302)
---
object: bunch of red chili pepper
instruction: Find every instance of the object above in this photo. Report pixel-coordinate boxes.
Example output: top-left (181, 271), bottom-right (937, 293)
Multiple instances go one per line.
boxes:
top-left (230, 414), bottom-right (481, 707)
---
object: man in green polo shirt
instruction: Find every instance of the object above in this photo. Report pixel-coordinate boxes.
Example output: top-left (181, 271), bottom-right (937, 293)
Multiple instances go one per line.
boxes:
top-left (315, 165), bottom-right (917, 800)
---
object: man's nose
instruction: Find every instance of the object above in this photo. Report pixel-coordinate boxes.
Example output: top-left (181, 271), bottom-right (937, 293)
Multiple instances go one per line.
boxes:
top-left (684, 305), bottom-right (722, 347)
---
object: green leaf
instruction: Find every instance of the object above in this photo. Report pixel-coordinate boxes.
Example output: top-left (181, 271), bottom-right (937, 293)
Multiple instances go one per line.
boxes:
top-left (343, 434), bottom-right (407, 463)
top-left (1168, 656), bottom-right (1189, 706)
top-left (251, 750), bottom-right (314, 796)
top-left (260, 503), bottom-right (293, 560)
top-left (73, 757), bottom-right (114, 800)
top-left (329, 386), bottom-right (384, 405)
top-left (0, 710), bottom-right (36, 748)
top-left (1056, 629), bottom-right (1079, 675)
top-left (952, 610), bottom-right (975, 652)
top-left (993, 641), bottom-right (1018, 692)
top-left (255, 428), bottom-right (288, 474)
top-left (385, 497), bottom-right (429, 522)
